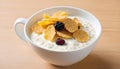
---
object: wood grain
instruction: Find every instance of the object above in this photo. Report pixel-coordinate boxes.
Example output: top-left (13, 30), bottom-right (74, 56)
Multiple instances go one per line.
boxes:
top-left (0, 0), bottom-right (120, 69)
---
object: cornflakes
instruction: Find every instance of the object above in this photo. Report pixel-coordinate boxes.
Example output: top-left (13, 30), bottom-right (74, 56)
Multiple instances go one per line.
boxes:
top-left (73, 30), bottom-right (89, 42)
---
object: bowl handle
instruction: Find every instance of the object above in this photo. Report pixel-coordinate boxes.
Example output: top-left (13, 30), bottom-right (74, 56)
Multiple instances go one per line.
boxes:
top-left (14, 18), bottom-right (27, 41)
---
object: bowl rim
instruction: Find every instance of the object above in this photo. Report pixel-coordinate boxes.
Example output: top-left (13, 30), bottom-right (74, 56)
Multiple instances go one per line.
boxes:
top-left (24, 6), bottom-right (102, 52)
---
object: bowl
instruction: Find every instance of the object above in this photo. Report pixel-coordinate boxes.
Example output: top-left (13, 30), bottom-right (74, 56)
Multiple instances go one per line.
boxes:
top-left (14, 6), bottom-right (102, 66)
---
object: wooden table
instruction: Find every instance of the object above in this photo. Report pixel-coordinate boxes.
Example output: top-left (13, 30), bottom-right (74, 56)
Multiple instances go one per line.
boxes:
top-left (0, 0), bottom-right (120, 69)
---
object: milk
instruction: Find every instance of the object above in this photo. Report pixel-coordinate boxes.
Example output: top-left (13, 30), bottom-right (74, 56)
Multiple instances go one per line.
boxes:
top-left (30, 17), bottom-right (96, 51)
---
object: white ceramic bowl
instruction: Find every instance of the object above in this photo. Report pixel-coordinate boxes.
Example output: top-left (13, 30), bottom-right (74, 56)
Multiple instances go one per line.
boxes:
top-left (14, 6), bottom-right (102, 66)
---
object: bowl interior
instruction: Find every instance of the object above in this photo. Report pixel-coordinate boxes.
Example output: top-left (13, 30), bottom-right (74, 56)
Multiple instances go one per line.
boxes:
top-left (25, 6), bottom-right (101, 45)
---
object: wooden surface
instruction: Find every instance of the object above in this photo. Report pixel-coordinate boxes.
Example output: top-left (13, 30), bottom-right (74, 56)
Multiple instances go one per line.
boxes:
top-left (0, 0), bottom-right (120, 69)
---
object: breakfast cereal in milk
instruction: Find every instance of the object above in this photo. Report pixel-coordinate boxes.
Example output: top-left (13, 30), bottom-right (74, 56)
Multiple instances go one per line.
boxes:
top-left (30, 11), bottom-right (95, 51)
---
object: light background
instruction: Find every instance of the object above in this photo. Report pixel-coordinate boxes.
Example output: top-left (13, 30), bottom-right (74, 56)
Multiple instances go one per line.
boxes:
top-left (0, 0), bottom-right (120, 69)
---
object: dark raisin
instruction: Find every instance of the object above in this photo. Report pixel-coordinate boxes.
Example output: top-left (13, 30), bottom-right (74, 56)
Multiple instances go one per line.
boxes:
top-left (54, 21), bottom-right (64, 31)
top-left (55, 38), bottom-right (65, 45)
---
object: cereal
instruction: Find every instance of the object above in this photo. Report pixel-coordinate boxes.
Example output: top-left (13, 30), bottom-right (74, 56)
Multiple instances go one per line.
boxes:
top-left (73, 30), bottom-right (89, 42)
top-left (51, 34), bottom-right (61, 42)
top-left (62, 18), bottom-right (78, 33)
top-left (38, 14), bottom-right (58, 28)
top-left (31, 23), bottom-right (44, 34)
top-left (30, 16), bottom-right (95, 51)
top-left (57, 30), bottom-right (72, 39)
top-left (52, 11), bottom-right (68, 19)
top-left (43, 14), bottom-right (59, 22)
top-left (44, 25), bottom-right (56, 41)
top-left (43, 14), bottom-right (50, 19)
top-left (31, 11), bottom-right (90, 43)
top-left (73, 18), bottom-right (83, 29)
top-left (38, 19), bottom-right (54, 28)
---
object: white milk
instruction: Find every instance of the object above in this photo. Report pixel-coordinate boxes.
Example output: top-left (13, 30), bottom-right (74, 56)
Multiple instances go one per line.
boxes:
top-left (30, 17), bottom-right (96, 51)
